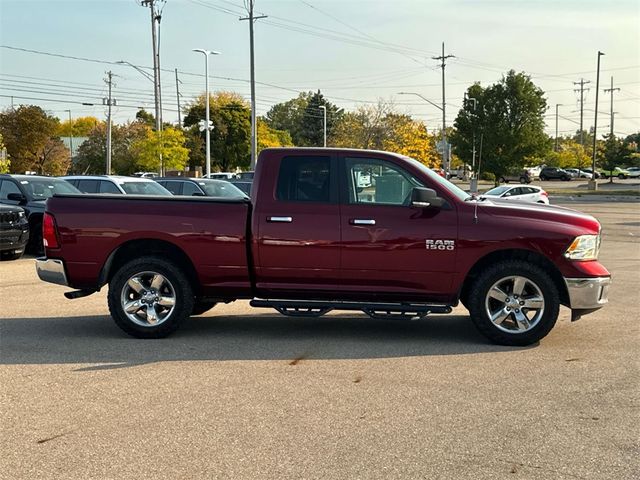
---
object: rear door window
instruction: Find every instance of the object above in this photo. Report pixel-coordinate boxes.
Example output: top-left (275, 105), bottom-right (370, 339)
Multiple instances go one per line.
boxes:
top-left (99, 181), bottom-right (121, 194)
top-left (276, 156), bottom-right (332, 203)
top-left (161, 181), bottom-right (182, 195)
top-left (182, 182), bottom-right (202, 196)
top-left (77, 179), bottom-right (99, 193)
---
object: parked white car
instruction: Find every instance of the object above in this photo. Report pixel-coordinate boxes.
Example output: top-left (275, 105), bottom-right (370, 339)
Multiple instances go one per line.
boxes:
top-left (62, 175), bottom-right (172, 195)
top-left (565, 168), bottom-right (593, 179)
top-left (626, 167), bottom-right (640, 178)
top-left (204, 172), bottom-right (238, 180)
top-left (526, 165), bottom-right (542, 179)
top-left (480, 184), bottom-right (550, 205)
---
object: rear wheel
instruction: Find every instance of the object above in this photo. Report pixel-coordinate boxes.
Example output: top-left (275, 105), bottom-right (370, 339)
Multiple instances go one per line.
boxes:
top-left (618, 174), bottom-right (626, 179)
top-left (107, 256), bottom-right (194, 338)
top-left (540, 175), bottom-right (547, 181)
top-left (467, 260), bottom-right (560, 346)
top-left (498, 177), bottom-right (507, 183)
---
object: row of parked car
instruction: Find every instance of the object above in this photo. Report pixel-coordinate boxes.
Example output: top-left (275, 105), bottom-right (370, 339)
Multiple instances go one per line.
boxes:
top-left (0, 172), bottom-right (254, 260)
top-left (498, 166), bottom-right (640, 184)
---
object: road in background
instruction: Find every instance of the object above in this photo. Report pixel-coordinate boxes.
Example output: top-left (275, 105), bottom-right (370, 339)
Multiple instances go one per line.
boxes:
top-left (1, 200), bottom-right (638, 480)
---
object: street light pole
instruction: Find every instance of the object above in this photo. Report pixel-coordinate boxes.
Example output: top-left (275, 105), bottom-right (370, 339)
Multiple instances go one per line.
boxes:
top-left (193, 49), bottom-right (220, 178)
top-left (589, 51), bottom-right (605, 191)
top-left (398, 91), bottom-right (445, 168)
top-left (64, 109), bottom-right (73, 166)
top-left (319, 105), bottom-right (327, 147)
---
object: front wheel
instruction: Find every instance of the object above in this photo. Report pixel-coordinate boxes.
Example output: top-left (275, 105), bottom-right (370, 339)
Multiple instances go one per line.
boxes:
top-left (519, 176), bottom-right (528, 184)
top-left (107, 256), bottom-right (194, 338)
top-left (498, 177), bottom-right (507, 184)
top-left (618, 174), bottom-right (626, 179)
top-left (467, 260), bottom-right (560, 346)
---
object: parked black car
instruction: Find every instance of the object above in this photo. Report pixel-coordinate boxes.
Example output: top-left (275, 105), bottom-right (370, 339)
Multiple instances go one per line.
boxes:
top-left (0, 204), bottom-right (29, 260)
top-left (154, 177), bottom-right (247, 198)
top-left (539, 167), bottom-right (572, 181)
top-left (228, 180), bottom-right (253, 196)
top-left (0, 174), bottom-right (81, 254)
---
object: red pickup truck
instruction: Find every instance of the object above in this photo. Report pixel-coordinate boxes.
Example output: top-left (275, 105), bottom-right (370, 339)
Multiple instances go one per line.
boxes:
top-left (36, 148), bottom-right (610, 346)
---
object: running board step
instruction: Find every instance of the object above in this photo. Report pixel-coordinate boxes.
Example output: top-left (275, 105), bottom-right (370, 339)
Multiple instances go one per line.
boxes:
top-left (250, 299), bottom-right (452, 320)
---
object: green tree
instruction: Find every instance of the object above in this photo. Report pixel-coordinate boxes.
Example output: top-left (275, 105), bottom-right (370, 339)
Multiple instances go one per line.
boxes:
top-left (58, 116), bottom-right (102, 137)
top-left (601, 134), bottom-right (632, 182)
top-left (298, 90), bottom-right (343, 146)
top-left (135, 109), bottom-right (156, 128)
top-left (0, 132), bottom-right (10, 173)
top-left (257, 118), bottom-right (293, 152)
top-left (183, 92), bottom-right (251, 171)
top-left (131, 127), bottom-right (189, 173)
top-left (451, 71), bottom-right (551, 177)
top-left (74, 122), bottom-right (148, 174)
top-left (0, 105), bottom-right (63, 174)
top-left (264, 92), bottom-right (312, 145)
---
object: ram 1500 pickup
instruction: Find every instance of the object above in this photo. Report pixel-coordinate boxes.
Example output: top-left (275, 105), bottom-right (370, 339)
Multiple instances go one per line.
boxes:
top-left (36, 148), bottom-right (611, 346)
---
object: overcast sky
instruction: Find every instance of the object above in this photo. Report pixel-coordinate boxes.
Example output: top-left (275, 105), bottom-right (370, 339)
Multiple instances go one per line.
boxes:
top-left (1, 0), bottom-right (638, 139)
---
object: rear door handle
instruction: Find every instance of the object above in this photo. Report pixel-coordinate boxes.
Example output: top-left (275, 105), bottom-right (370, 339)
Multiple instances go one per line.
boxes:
top-left (267, 216), bottom-right (293, 223)
top-left (350, 219), bottom-right (376, 225)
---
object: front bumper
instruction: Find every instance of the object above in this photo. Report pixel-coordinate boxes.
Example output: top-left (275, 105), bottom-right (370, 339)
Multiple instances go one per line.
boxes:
top-left (564, 276), bottom-right (611, 310)
top-left (35, 257), bottom-right (69, 286)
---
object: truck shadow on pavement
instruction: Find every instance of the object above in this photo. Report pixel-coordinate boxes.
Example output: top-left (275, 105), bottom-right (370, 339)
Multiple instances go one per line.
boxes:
top-left (0, 313), bottom-right (530, 369)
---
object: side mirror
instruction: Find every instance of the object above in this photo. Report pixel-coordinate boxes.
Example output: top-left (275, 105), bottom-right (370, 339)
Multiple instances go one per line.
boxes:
top-left (504, 192), bottom-right (511, 197)
top-left (7, 192), bottom-right (27, 204)
top-left (411, 187), bottom-right (445, 209)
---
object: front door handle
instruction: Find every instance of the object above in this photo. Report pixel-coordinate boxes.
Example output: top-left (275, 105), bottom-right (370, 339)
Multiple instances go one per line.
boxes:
top-left (350, 219), bottom-right (376, 225)
top-left (267, 216), bottom-right (293, 223)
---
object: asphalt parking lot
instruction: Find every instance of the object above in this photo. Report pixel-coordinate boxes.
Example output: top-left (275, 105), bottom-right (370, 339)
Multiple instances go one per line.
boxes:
top-left (1, 200), bottom-right (639, 480)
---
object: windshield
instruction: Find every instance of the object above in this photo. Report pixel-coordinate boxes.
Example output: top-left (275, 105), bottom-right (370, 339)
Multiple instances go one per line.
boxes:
top-left (484, 186), bottom-right (511, 196)
top-left (120, 181), bottom-right (171, 195)
top-left (20, 178), bottom-right (80, 200)
top-left (402, 156), bottom-right (471, 201)
top-left (199, 181), bottom-right (246, 197)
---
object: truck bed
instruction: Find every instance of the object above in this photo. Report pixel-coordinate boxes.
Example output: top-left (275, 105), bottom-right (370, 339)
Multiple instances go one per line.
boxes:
top-left (46, 194), bottom-right (252, 296)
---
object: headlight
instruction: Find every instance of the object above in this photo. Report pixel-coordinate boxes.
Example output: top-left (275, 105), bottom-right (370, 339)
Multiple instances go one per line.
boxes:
top-left (564, 234), bottom-right (600, 261)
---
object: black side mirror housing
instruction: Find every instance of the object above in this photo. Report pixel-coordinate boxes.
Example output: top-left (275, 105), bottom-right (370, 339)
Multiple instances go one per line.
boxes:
top-left (411, 187), bottom-right (445, 209)
top-left (7, 192), bottom-right (27, 204)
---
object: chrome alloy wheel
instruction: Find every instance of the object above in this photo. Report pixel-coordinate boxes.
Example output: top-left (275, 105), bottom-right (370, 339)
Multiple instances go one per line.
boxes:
top-left (120, 271), bottom-right (176, 327)
top-left (484, 275), bottom-right (545, 334)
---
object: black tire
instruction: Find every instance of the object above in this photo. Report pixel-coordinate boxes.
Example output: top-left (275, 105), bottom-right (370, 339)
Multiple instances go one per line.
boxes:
top-left (107, 256), bottom-right (194, 338)
top-left (192, 300), bottom-right (217, 316)
top-left (467, 260), bottom-right (560, 346)
top-left (618, 174), bottom-right (625, 179)
top-left (519, 176), bottom-right (528, 184)
top-left (27, 217), bottom-right (43, 256)
top-left (540, 175), bottom-right (547, 181)
top-left (1, 250), bottom-right (24, 261)
top-left (498, 177), bottom-right (507, 184)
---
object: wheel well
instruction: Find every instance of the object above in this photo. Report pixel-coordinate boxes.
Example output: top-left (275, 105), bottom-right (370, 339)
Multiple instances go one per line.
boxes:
top-left (100, 239), bottom-right (201, 296)
top-left (459, 249), bottom-right (569, 307)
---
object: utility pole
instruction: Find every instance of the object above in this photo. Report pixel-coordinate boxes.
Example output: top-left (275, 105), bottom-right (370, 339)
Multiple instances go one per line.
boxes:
top-left (573, 78), bottom-right (591, 146)
top-left (103, 71), bottom-right (117, 175)
top-left (65, 109), bottom-right (73, 165)
top-left (555, 104), bottom-right (562, 151)
top-left (589, 51), bottom-right (605, 191)
top-left (432, 42), bottom-right (455, 174)
top-left (240, 0), bottom-right (267, 170)
top-left (140, 0), bottom-right (163, 174)
top-left (175, 68), bottom-right (182, 128)
top-left (319, 105), bottom-right (327, 147)
top-left (604, 76), bottom-right (620, 137)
